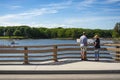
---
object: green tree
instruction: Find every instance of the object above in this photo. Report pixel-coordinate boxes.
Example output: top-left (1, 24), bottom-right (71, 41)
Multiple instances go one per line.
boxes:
top-left (30, 28), bottom-right (41, 38)
top-left (0, 27), bottom-right (5, 36)
top-left (113, 22), bottom-right (120, 38)
top-left (13, 30), bottom-right (22, 36)
top-left (65, 29), bottom-right (72, 38)
top-left (57, 28), bottom-right (65, 38)
top-left (5, 27), bottom-right (15, 38)
top-left (50, 28), bottom-right (57, 38)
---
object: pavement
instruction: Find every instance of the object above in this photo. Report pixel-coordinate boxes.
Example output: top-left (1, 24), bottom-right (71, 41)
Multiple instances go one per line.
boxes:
top-left (0, 74), bottom-right (120, 80)
top-left (0, 60), bottom-right (120, 74)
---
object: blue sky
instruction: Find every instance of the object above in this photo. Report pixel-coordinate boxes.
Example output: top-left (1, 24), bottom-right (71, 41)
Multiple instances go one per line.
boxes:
top-left (0, 0), bottom-right (120, 29)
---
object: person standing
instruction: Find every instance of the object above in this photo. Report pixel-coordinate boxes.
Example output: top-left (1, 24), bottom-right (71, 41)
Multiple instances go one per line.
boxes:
top-left (80, 32), bottom-right (88, 61)
top-left (94, 35), bottom-right (100, 61)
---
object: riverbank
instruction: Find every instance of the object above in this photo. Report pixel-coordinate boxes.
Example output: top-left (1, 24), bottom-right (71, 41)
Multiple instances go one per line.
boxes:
top-left (0, 36), bottom-right (26, 39)
top-left (0, 36), bottom-right (75, 40)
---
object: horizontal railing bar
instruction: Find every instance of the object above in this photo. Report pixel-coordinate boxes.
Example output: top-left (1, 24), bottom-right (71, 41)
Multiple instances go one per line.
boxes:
top-left (28, 55), bottom-right (53, 58)
top-left (0, 60), bottom-right (23, 62)
top-left (0, 55), bottom-right (53, 58)
top-left (115, 58), bottom-right (120, 60)
top-left (1, 44), bottom-right (106, 48)
top-left (104, 44), bottom-right (120, 46)
top-left (57, 48), bottom-right (108, 51)
top-left (116, 54), bottom-right (120, 56)
top-left (58, 48), bottom-right (80, 51)
top-left (0, 54), bottom-right (112, 58)
top-left (0, 45), bottom-right (53, 48)
top-left (58, 52), bottom-right (110, 55)
top-left (58, 56), bottom-right (113, 59)
top-left (58, 57), bottom-right (81, 59)
top-left (29, 59), bottom-right (53, 62)
top-left (0, 44), bottom-right (78, 48)
top-left (0, 43), bottom-right (119, 48)
top-left (0, 48), bottom-right (111, 53)
top-left (0, 54), bottom-right (111, 58)
top-left (28, 49), bottom-right (53, 53)
top-left (0, 49), bottom-right (54, 53)
top-left (0, 50), bottom-right (24, 53)
top-left (0, 56), bottom-right (23, 58)
top-left (58, 53), bottom-right (80, 56)
top-left (106, 48), bottom-right (120, 52)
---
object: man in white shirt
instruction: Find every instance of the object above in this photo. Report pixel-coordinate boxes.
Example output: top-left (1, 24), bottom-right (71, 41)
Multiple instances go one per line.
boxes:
top-left (80, 32), bottom-right (88, 60)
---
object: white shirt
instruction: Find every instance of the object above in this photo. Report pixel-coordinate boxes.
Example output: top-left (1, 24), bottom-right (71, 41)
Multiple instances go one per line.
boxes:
top-left (80, 35), bottom-right (87, 47)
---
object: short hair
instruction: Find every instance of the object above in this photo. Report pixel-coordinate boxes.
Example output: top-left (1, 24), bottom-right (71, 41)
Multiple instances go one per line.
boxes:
top-left (83, 32), bottom-right (86, 35)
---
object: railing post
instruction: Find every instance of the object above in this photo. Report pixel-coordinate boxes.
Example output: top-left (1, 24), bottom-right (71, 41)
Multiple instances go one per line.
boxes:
top-left (23, 47), bottom-right (29, 64)
top-left (53, 45), bottom-right (58, 62)
top-left (115, 46), bottom-right (120, 61)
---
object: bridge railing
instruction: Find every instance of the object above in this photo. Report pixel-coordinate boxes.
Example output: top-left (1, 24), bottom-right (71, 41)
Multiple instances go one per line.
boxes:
top-left (0, 43), bottom-right (119, 64)
top-left (104, 44), bottom-right (120, 61)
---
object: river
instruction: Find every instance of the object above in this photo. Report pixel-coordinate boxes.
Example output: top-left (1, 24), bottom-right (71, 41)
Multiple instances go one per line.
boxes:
top-left (0, 39), bottom-right (114, 46)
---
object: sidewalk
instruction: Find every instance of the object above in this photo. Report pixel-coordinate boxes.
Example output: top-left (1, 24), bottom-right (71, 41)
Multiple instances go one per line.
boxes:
top-left (0, 60), bottom-right (120, 74)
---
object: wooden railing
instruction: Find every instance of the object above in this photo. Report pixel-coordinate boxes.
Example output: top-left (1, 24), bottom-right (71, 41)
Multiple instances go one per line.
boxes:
top-left (104, 44), bottom-right (120, 61)
top-left (0, 43), bottom-right (119, 64)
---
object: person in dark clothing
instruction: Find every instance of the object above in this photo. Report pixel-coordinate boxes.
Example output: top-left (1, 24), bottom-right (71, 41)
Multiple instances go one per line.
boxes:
top-left (94, 35), bottom-right (100, 61)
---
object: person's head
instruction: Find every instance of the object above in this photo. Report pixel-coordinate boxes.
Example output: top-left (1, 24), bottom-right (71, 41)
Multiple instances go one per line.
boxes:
top-left (94, 35), bottom-right (99, 39)
top-left (83, 32), bottom-right (86, 35)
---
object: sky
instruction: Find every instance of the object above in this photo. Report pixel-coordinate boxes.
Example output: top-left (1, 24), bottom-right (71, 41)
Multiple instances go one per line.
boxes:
top-left (0, 0), bottom-right (120, 29)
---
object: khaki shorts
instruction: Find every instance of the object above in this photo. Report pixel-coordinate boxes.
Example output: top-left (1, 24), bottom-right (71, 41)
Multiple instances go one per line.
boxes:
top-left (80, 46), bottom-right (87, 52)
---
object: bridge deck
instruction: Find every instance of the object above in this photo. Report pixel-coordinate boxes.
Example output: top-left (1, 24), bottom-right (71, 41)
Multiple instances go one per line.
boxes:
top-left (0, 60), bottom-right (120, 74)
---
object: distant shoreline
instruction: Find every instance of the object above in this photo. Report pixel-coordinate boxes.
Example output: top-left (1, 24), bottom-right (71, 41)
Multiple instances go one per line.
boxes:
top-left (0, 36), bottom-right (119, 41)
top-left (0, 36), bottom-right (74, 40)
top-left (0, 36), bottom-right (27, 39)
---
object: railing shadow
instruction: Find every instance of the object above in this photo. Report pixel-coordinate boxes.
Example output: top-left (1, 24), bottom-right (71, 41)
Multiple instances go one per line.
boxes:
top-left (0, 59), bottom-right (118, 66)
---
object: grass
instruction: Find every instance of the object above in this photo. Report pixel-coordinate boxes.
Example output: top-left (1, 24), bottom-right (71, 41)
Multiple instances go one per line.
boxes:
top-left (0, 36), bottom-right (25, 39)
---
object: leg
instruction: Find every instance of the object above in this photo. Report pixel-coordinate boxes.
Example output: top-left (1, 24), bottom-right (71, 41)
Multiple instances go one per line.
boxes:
top-left (96, 49), bottom-right (99, 61)
top-left (81, 47), bottom-right (87, 61)
top-left (81, 48), bottom-right (84, 60)
top-left (84, 47), bottom-right (87, 60)
top-left (95, 53), bottom-right (97, 61)
top-left (84, 51), bottom-right (87, 60)
top-left (81, 51), bottom-right (84, 60)
top-left (95, 49), bottom-right (99, 61)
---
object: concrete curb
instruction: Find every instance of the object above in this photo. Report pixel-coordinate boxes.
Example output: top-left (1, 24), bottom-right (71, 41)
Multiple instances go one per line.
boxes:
top-left (0, 70), bottom-right (120, 74)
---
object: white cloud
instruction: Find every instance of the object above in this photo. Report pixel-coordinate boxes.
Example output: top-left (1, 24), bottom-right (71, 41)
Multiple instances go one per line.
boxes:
top-left (9, 5), bottom-right (22, 10)
top-left (33, 24), bottom-right (72, 28)
top-left (0, 7), bottom-right (59, 24)
top-left (0, 1), bottom-right (72, 27)
top-left (77, 0), bottom-right (96, 9)
top-left (0, 0), bottom-right (72, 22)
top-left (65, 16), bottom-right (120, 23)
top-left (43, 0), bottom-right (72, 8)
top-left (64, 16), bottom-right (120, 29)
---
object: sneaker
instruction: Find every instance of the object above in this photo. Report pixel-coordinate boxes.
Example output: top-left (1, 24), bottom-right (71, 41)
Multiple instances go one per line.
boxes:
top-left (81, 59), bottom-right (84, 60)
top-left (84, 58), bottom-right (88, 61)
top-left (95, 59), bottom-right (99, 61)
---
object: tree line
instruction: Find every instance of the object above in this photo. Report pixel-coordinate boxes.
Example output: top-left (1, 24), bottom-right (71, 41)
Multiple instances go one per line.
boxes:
top-left (0, 25), bottom-right (118, 39)
top-left (112, 22), bottom-right (120, 38)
